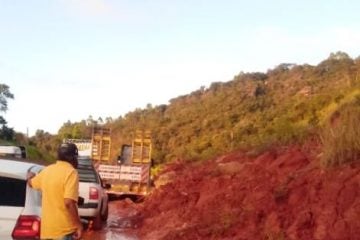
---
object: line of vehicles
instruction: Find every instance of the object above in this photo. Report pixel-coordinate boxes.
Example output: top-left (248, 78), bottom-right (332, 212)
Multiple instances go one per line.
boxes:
top-left (0, 127), bottom-right (153, 239)
top-left (66, 127), bottom-right (153, 197)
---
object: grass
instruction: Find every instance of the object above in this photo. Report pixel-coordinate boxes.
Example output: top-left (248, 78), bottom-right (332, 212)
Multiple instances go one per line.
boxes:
top-left (320, 98), bottom-right (360, 167)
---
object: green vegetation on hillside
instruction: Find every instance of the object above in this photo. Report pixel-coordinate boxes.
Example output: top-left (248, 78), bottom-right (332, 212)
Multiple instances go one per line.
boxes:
top-left (26, 51), bottom-right (360, 166)
top-left (106, 51), bottom-right (360, 165)
top-left (320, 92), bottom-right (360, 166)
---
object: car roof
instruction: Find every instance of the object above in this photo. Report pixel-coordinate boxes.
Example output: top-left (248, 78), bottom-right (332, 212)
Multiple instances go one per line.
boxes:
top-left (0, 145), bottom-right (21, 153)
top-left (78, 158), bottom-right (93, 167)
top-left (0, 159), bottom-right (44, 180)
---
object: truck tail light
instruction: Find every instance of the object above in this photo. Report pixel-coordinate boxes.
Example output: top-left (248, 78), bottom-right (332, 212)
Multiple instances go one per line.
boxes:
top-left (12, 215), bottom-right (41, 239)
top-left (89, 187), bottom-right (99, 200)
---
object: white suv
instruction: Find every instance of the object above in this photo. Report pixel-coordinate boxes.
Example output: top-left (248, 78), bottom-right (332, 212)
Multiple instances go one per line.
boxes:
top-left (77, 157), bottom-right (110, 230)
top-left (0, 159), bottom-right (43, 240)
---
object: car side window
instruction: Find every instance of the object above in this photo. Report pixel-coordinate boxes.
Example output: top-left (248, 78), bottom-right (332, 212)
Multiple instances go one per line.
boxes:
top-left (0, 176), bottom-right (26, 206)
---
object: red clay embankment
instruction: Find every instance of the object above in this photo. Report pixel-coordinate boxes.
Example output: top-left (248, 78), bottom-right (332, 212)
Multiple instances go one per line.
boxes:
top-left (137, 145), bottom-right (360, 240)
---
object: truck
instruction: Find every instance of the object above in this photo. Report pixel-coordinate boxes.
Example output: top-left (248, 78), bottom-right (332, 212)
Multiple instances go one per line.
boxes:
top-left (66, 127), bottom-right (153, 199)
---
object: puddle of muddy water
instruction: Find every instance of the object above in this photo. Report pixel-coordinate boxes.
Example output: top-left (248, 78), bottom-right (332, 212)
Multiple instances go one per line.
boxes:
top-left (82, 200), bottom-right (141, 240)
top-left (82, 217), bottom-right (140, 240)
top-left (82, 228), bottom-right (138, 240)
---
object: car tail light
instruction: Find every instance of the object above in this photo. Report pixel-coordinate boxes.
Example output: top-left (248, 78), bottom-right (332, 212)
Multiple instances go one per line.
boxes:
top-left (89, 187), bottom-right (99, 200)
top-left (12, 215), bottom-right (41, 239)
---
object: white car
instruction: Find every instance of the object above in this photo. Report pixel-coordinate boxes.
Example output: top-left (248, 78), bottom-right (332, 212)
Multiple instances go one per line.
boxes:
top-left (0, 159), bottom-right (43, 240)
top-left (77, 157), bottom-right (110, 230)
top-left (0, 146), bottom-right (24, 159)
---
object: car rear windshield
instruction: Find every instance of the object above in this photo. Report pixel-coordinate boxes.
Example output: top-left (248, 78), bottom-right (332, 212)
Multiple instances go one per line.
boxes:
top-left (77, 165), bottom-right (99, 183)
top-left (0, 176), bottom-right (26, 206)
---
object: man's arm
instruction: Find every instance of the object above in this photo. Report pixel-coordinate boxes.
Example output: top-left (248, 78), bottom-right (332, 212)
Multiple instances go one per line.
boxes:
top-left (64, 198), bottom-right (83, 239)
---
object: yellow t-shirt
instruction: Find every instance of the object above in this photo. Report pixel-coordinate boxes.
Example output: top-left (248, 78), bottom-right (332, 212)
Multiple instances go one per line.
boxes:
top-left (31, 161), bottom-right (79, 239)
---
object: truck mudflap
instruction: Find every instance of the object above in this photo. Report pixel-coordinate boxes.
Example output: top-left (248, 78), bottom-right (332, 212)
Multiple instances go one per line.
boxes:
top-left (107, 191), bottom-right (146, 203)
top-left (106, 182), bottom-right (151, 202)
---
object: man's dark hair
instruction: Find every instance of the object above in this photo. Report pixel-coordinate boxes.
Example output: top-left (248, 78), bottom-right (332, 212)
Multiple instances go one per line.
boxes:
top-left (57, 143), bottom-right (78, 162)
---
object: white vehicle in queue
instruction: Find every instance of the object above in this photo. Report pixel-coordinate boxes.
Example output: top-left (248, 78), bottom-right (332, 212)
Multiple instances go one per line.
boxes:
top-left (0, 159), bottom-right (43, 240)
top-left (77, 156), bottom-right (110, 230)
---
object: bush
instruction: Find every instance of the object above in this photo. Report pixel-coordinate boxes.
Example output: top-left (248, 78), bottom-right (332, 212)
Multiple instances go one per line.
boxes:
top-left (26, 145), bottom-right (55, 163)
top-left (321, 101), bottom-right (360, 167)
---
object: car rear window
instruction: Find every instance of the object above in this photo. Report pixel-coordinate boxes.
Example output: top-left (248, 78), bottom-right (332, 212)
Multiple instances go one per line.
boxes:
top-left (77, 166), bottom-right (99, 183)
top-left (0, 176), bottom-right (26, 206)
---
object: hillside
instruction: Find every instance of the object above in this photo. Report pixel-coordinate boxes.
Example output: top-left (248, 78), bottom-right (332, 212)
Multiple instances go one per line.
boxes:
top-left (130, 142), bottom-right (359, 240)
top-left (42, 51), bottom-right (360, 167)
top-left (103, 51), bottom-right (360, 239)
top-left (26, 52), bottom-right (360, 239)
top-left (107, 51), bottom-right (360, 164)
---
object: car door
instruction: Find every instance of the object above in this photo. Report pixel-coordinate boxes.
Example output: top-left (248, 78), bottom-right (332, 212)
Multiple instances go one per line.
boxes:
top-left (0, 163), bottom-right (42, 240)
top-left (0, 176), bottom-right (27, 239)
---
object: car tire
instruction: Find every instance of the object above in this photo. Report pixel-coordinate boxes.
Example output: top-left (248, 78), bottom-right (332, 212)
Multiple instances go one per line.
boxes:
top-left (101, 204), bottom-right (109, 222)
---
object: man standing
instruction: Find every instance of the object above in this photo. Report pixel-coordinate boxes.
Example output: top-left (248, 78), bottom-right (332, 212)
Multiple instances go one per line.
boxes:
top-left (28, 143), bottom-right (83, 240)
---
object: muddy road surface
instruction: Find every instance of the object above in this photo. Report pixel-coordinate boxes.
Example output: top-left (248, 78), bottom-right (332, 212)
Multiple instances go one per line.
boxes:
top-left (82, 199), bottom-right (141, 240)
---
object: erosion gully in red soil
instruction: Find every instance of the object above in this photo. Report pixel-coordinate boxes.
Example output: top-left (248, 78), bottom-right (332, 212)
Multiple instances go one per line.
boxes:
top-left (90, 144), bottom-right (360, 240)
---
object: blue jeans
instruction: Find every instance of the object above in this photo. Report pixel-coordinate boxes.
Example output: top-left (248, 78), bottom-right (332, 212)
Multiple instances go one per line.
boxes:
top-left (43, 232), bottom-right (74, 240)
top-left (58, 233), bottom-right (74, 240)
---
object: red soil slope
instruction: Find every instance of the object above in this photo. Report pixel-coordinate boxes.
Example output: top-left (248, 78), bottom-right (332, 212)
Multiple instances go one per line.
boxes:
top-left (137, 145), bottom-right (360, 240)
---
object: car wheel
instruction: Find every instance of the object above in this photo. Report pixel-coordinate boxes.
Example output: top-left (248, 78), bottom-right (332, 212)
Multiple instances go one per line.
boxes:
top-left (91, 212), bottom-right (102, 230)
top-left (101, 204), bottom-right (109, 222)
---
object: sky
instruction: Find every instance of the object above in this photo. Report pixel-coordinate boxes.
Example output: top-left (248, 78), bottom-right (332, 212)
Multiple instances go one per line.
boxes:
top-left (1, 0), bottom-right (360, 136)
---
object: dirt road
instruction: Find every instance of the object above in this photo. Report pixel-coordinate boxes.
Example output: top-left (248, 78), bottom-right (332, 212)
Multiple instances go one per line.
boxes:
top-left (82, 199), bottom-right (140, 240)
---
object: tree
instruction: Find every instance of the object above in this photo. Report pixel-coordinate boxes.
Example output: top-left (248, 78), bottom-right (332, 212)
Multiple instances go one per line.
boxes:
top-left (0, 125), bottom-right (14, 140)
top-left (0, 84), bottom-right (14, 140)
top-left (105, 117), bottom-right (113, 124)
top-left (329, 51), bottom-right (350, 60)
top-left (86, 115), bottom-right (97, 126)
top-left (0, 84), bottom-right (14, 112)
